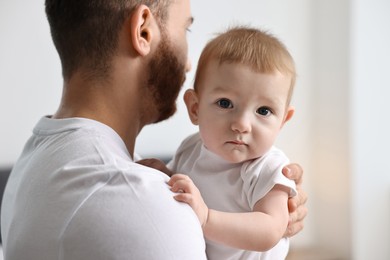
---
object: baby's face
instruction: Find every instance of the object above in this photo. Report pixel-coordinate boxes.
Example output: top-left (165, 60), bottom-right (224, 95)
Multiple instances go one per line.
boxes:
top-left (195, 60), bottom-right (294, 163)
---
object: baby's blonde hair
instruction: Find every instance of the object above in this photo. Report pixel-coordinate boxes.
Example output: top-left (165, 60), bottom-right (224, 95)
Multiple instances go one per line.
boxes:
top-left (194, 26), bottom-right (296, 104)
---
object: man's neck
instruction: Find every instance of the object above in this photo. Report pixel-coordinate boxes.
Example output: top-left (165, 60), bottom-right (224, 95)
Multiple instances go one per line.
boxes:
top-left (53, 70), bottom-right (142, 157)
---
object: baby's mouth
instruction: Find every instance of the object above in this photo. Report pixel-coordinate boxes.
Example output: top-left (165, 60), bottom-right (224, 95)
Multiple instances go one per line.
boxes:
top-left (227, 140), bottom-right (247, 146)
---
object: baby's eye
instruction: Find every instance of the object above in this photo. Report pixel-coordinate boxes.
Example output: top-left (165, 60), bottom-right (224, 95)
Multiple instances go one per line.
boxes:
top-left (256, 107), bottom-right (272, 116)
top-left (216, 98), bottom-right (233, 109)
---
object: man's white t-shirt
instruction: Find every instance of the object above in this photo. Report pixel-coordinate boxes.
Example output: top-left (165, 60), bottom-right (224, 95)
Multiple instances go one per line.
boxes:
top-left (1, 117), bottom-right (206, 260)
top-left (168, 133), bottom-right (297, 260)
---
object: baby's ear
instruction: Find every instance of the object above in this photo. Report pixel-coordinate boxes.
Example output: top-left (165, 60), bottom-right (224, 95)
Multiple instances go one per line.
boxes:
top-left (281, 106), bottom-right (295, 128)
top-left (183, 89), bottom-right (200, 125)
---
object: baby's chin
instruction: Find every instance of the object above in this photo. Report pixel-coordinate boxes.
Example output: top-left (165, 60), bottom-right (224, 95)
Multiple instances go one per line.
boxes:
top-left (218, 150), bottom-right (259, 164)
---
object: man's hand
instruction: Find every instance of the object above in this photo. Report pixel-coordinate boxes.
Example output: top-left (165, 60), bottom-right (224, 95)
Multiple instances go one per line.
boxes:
top-left (282, 163), bottom-right (308, 237)
top-left (137, 158), bottom-right (174, 177)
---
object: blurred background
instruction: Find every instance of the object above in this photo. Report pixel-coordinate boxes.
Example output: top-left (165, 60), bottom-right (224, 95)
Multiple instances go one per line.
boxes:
top-left (1, 0), bottom-right (390, 259)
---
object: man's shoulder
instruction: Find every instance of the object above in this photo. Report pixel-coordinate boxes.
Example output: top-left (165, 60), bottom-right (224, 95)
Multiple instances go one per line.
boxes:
top-left (62, 164), bottom-right (206, 259)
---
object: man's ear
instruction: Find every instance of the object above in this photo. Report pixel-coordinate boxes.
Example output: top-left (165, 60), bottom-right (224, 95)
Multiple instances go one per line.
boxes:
top-left (130, 5), bottom-right (157, 56)
top-left (183, 89), bottom-right (200, 125)
top-left (281, 106), bottom-right (295, 128)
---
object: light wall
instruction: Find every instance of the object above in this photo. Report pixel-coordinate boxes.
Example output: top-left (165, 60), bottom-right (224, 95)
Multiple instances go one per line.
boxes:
top-left (309, 0), bottom-right (352, 257)
top-left (0, 1), bottom-right (62, 167)
top-left (350, 0), bottom-right (390, 259)
top-left (1, 1), bottom-right (390, 259)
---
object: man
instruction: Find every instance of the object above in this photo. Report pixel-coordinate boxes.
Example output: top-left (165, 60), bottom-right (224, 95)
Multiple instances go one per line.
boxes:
top-left (1, 1), bottom-right (307, 259)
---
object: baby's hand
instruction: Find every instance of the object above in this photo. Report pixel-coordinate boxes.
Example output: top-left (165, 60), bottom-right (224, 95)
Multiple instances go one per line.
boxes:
top-left (137, 158), bottom-right (174, 177)
top-left (168, 174), bottom-right (209, 227)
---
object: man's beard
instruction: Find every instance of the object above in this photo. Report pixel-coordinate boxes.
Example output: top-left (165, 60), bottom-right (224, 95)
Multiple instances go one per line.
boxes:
top-left (147, 34), bottom-right (186, 123)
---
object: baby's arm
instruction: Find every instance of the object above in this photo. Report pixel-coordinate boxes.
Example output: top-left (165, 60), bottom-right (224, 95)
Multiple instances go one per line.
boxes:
top-left (169, 174), bottom-right (290, 252)
top-left (206, 185), bottom-right (290, 251)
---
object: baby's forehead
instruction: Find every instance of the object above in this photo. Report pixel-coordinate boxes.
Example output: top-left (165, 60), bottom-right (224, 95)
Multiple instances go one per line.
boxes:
top-left (198, 61), bottom-right (292, 101)
top-left (204, 59), bottom-right (291, 82)
top-left (205, 58), bottom-right (290, 76)
top-left (195, 58), bottom-right (292, 95)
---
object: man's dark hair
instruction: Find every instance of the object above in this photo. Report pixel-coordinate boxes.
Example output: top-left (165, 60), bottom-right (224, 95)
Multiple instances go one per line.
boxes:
top-left (45, 0), bottom-right (170, 80)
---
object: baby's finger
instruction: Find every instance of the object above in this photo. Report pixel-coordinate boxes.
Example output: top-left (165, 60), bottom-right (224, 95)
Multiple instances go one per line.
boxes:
top-left (168, 173), bottom-right (189, 186)
top-left (173, 193), bottom-right (193, 204)
top-left (170, 179), bottom-right (192, 193)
